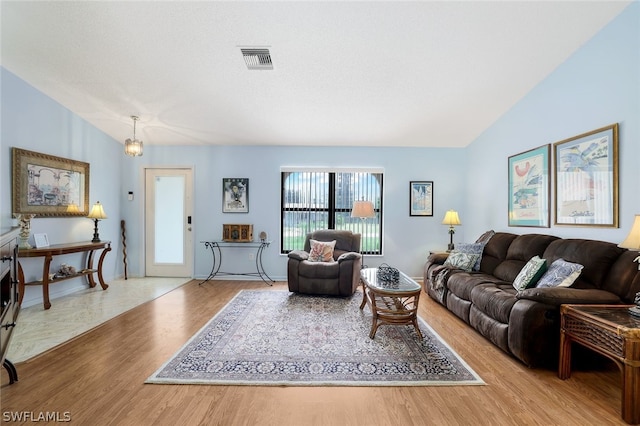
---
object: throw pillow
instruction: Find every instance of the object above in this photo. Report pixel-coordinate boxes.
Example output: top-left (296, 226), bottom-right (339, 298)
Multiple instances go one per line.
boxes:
top-left (475, 230), bottom-right (495, 245)
top-left (513, 256), bottom-right (547, 291)
top-left (443, 251), bottom-right (480, 272)
top-left (308, 239), bottom-right (336, 262)
top-left (456, 242), bottom-right (485, 271)
top-left (536, 258), bottom-right (584, 288)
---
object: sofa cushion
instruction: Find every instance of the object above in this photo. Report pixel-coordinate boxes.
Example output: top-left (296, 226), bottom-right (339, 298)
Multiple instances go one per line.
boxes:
top-left (470, 283), bottom-right (518, 324)
top-left (447, 272), bottom-right (501, 301)
top-left (444, 251), bottom-right (479, 272)
top-left (308, 239), bottom-right (336, 262)
top-left (536, 258), bottom-right (583, 288)
top-left (299, 260), bottom-right (339, 278)
top-left (542, 239), bottom-right (623, 289)
top-left (513, 256), bottom-right (547, 291)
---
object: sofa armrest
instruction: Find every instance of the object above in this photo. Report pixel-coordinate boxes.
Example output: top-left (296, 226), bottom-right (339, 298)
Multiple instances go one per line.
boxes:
top-left (337, 252), bottom-right (361, 262)
top-left (288, 250), bottom-right (309, 261)
top-left (427, 252), bottom-right (449, 266)
top-left (517, 287), bottom-right (621, 306)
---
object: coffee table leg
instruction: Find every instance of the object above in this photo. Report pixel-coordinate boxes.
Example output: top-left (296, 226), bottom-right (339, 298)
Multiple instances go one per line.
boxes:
top-left (359, 279), bottom-right (367, 310)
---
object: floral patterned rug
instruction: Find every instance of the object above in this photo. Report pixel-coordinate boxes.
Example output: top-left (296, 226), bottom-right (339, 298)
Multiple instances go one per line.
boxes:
top-left (146, 290), bottom-right (484, 386)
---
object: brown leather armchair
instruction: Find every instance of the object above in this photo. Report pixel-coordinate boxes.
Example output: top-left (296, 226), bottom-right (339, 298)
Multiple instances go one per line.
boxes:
top-left (287, 230), bottom-right (362, 296)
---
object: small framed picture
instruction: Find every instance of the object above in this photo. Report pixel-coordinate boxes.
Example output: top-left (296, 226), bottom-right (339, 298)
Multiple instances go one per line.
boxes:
top-left (410, 181), bottom-right (433, 216)
top-left (222, 178), bottom-right (249, 213)
top-left (34, 233), bottom-right (50, 248)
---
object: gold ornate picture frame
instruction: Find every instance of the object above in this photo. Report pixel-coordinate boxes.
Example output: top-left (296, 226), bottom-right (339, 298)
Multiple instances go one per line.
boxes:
top-left (12, 148), bottom-right (90, 217)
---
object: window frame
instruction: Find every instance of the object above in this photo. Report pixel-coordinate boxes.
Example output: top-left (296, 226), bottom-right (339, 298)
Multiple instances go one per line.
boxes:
top-left (280, 168), bottom-right (383, 255)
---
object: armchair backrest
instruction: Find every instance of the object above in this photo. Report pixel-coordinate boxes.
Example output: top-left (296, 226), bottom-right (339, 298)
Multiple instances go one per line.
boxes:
top-left (304, 230), bottom-right (361, 260)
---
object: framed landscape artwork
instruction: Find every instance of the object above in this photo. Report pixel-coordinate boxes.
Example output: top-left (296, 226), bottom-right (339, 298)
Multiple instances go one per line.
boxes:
top-left (222, 178), bottom-right (249, 213)
top-left (554, 123), bottom-right (618, 227)
top-left (508, 144), bottom-right (550, 227)
top-left (409, 181), bottom-right (433, 216)
top-left (12, 148), bottom-right (90, 217)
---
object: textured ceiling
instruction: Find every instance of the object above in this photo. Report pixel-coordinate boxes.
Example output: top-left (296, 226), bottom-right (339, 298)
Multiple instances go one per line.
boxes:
top-left (0, 1), bottom-right (631, 148)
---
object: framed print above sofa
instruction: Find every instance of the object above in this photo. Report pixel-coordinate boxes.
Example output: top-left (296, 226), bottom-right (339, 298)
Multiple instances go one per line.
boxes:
top-left (553, 123), bottom-right (618, 227)
top-left (508, 144), bottom-right (550, 227)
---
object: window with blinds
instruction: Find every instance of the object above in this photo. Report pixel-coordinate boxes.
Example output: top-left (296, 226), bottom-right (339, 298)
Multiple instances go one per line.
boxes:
top-left (281, 169), bottom-right (383, 255)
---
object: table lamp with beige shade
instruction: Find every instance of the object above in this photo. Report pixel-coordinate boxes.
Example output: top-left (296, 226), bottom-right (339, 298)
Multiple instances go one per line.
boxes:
top-left (619, 214), bottom-right (640, 317)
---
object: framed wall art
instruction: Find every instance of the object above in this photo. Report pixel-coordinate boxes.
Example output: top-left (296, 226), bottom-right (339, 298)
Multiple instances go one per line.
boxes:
top-left (222, 178), bottom-right (249, 213)
top-left (554, 123), bottom-right (618, 227)
top-left (508, 144), bottom-right (550, 227)
top-left (410, 181), bottom-right (433, 216)
top-left (12, 148), bottom-right (90, 217)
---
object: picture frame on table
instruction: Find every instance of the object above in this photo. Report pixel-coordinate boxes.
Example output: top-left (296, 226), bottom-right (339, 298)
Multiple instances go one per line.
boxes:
top-left (222, 178), bottom-right (249, 213)
top-left (508, 144), bottom-right (550, 227)
top-left (34, 233), bottom-right (50, 248)
top-left (553, 123), bottom-right (618, 227)
top-left (409, 181), bottom-right (433, 217)
top-left (12, 148), bottom-right (90, 217)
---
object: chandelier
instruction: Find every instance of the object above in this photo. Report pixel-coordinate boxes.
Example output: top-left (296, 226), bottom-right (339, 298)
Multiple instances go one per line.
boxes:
top-left (124, 115), bottom-right (143, 157)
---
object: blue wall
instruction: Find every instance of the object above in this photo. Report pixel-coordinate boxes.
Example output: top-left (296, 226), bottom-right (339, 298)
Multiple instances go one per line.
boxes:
top-left (466, 2), bottom-right (639, 243)
top-left (2, 3), bottom-right (638, 307)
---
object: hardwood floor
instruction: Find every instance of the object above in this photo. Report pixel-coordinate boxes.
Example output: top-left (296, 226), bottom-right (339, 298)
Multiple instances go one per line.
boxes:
top-left (1, 280), bottom-right (627, 425)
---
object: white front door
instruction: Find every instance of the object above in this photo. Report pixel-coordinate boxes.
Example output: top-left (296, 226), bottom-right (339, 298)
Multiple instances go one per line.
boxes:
top-left (145, 168), bottom-right (193, 277)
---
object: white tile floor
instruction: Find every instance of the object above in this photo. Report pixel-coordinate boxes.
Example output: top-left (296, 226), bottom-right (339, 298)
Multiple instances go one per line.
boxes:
top-left (6, 277), bottom-right (190, 363)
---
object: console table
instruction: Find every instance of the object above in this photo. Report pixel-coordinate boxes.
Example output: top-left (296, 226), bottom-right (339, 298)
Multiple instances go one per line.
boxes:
top-left (18, 241), bottom-right (112, 310)
top-left (200, 241), bottom-right (274, 285)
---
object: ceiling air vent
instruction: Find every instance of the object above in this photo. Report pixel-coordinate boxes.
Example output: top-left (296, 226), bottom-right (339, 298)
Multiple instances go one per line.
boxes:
top-left (241, 48), bottom-right (273, 70)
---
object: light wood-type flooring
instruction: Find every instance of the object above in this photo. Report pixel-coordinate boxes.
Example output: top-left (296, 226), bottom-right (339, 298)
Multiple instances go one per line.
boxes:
top-left (1, 280), bottom-right (627, 425)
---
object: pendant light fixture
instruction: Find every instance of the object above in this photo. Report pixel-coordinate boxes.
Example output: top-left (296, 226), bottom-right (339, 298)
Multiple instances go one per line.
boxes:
top-left (124, 115), bottom-right (143, 157)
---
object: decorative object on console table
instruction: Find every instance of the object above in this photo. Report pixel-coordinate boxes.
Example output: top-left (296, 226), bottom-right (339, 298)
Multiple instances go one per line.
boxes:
top-left (508, 144), bottom-right (550, 228)
top-left (222, 224), bottom-right (253, 242)
top-left (441, 210), bottom-right (461, 252)
top-left (11, 147), bottom-right (90, 217)
top-left (14, 213), bottom-right (35, 249)
top-left (553, 123), bottom-right (618, 227)
top-left (222, 178), bottom-right (249, 213)
top-left (409, 181), bottom-right (433, 216)
top-left (87, 201), bottom-right (107, 243)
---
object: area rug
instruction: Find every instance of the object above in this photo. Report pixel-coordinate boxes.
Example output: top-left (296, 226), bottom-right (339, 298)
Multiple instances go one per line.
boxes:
top-left (146, 290), bottom-right (484, 386)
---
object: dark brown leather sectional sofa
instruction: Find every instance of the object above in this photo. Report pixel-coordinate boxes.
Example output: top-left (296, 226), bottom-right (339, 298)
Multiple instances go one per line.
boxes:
top-left (424, 232), bottom-right (640, 368)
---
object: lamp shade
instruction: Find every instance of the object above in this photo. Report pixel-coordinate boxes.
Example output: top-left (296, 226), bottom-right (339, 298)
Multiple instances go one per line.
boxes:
top-left (351, 200), bottom-right (375, 219)
top-left (619, 214), bottom-right (640, 249)
top-left (87, 201), bottom-right (108, 220)
top-left (442, 210), bottom-right (461, 226)
top-left (66, 204), bottom-right (80, 213)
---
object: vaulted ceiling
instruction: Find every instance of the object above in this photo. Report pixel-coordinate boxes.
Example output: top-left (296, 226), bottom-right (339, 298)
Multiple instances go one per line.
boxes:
top-left (0, 1), bottom-right (630, 148)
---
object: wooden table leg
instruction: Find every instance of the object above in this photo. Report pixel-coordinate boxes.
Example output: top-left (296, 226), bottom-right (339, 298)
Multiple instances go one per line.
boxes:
top-left (558, 329), bottom-right (572, 380)
top-left (359, 279), bottom-right (368, 310)
top-left (86, 249), bottom-right (97, 288)
top-left (17, 262), bottom-right (25, 306)
top-left (622, 358), bottom-right (640, 423)
top-left (41, 254), bottom-right (52, 310)
top-left (96, 246), bottom-right (111, 290)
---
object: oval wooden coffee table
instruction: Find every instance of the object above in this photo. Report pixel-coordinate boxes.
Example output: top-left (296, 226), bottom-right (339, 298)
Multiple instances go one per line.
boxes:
top-left (359, 267), bottom-right (422, 339)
